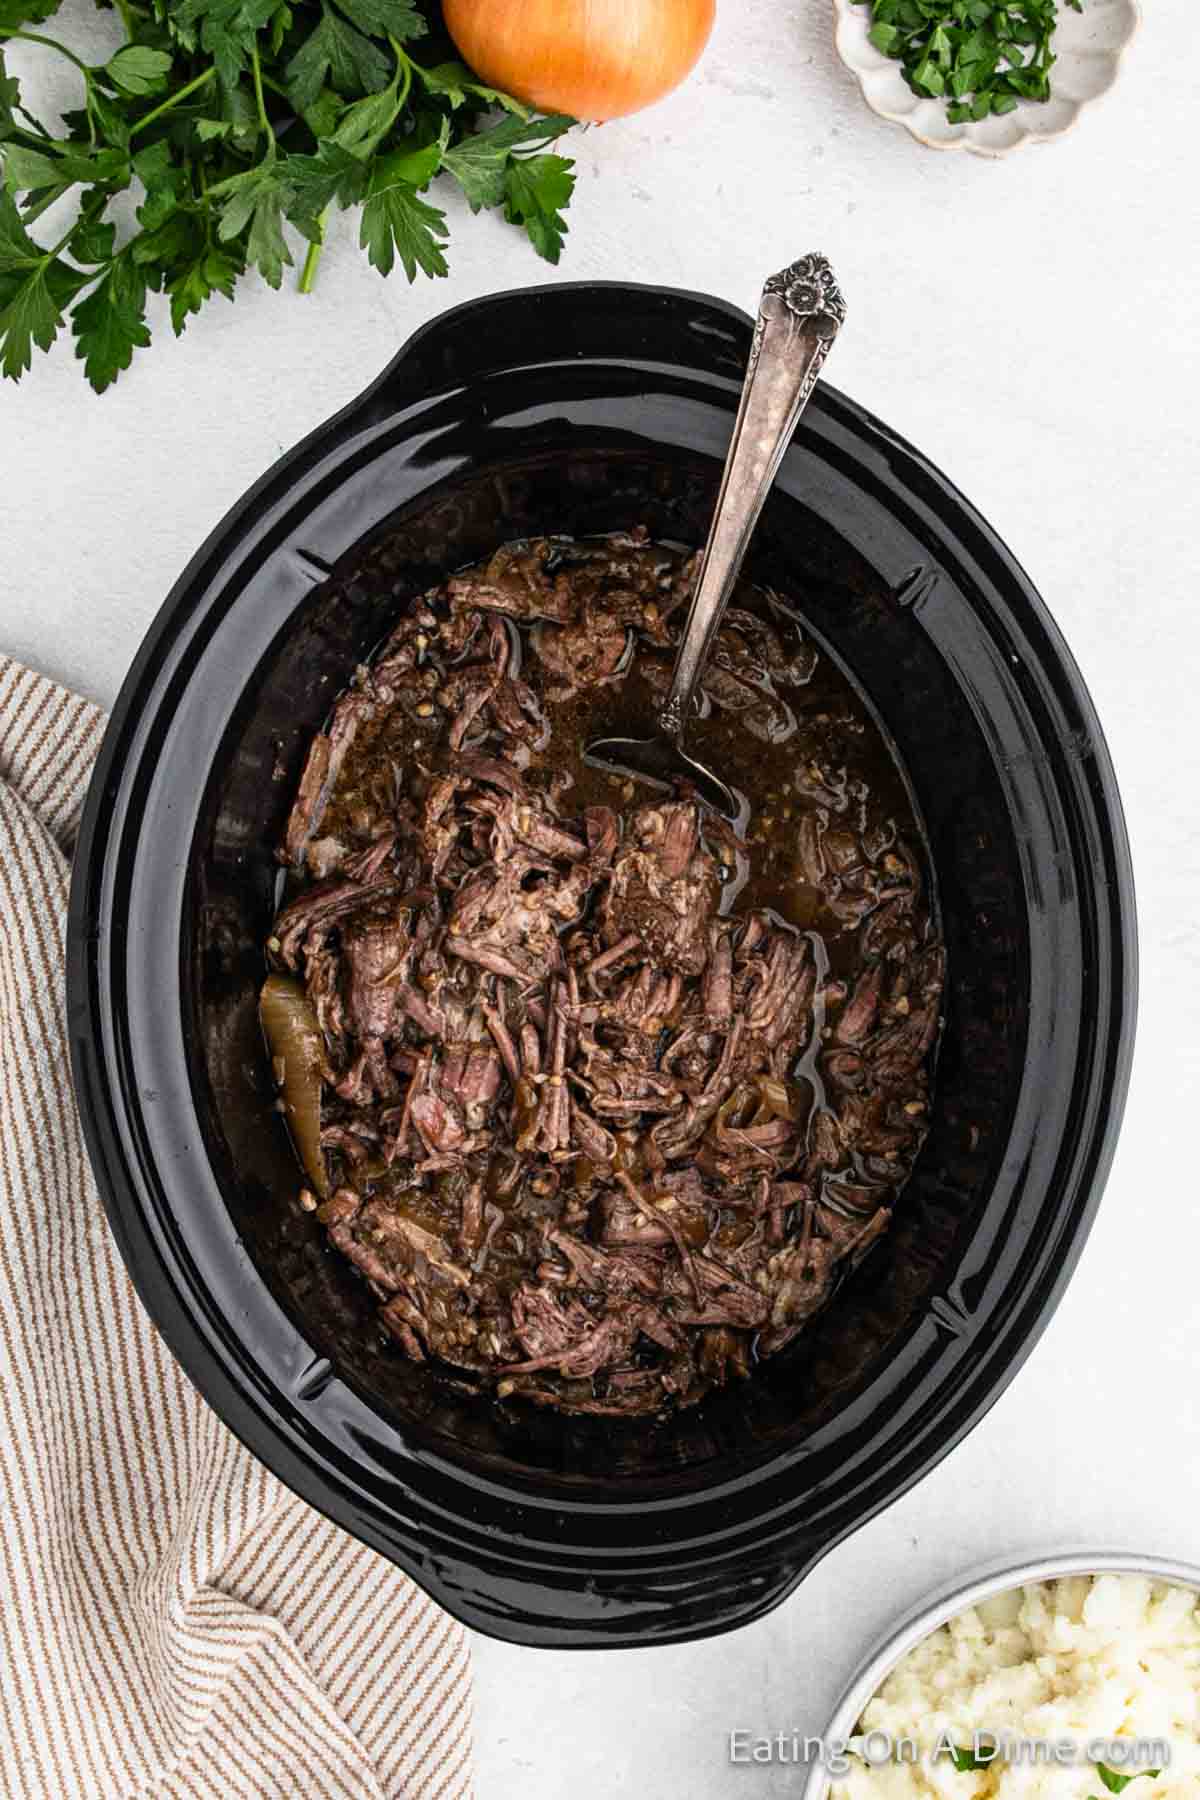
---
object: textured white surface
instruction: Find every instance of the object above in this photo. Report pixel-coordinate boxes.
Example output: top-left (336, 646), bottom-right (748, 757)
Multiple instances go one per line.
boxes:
top-left (4, 1), bottom-right (1198, 1795)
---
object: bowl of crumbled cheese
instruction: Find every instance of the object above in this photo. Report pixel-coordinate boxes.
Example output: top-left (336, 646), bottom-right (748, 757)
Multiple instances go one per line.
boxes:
top-left (805, 1553), bottom-right (1200, 1799)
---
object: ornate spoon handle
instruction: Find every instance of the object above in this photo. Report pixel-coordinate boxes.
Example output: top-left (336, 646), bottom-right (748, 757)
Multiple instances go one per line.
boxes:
top-left (658, 254), bottom-right (847, 743)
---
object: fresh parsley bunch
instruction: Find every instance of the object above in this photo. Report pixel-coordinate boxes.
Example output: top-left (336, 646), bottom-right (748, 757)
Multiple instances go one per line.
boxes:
top-left (0, 0), bottom-right (576, 390)
top-left (853, 0), bottom-right (1083, 123)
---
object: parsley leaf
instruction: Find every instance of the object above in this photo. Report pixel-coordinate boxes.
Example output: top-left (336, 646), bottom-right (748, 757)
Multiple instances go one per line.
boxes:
top-left (133, 139), bottom-right (189, 231)
top-left (283, 137), bottom-right (369, 211)
top-left (443, 111), bottom-right (572, 212)
top-left (130, 209), bottom-right (201, 274)
top-left (214, 156), bottom-right (295, 285)
top-left (359, 142), bottom-right (447, 278)
top-left (70, 252), bottom-right (151, 391)
top-left (329, 80), bottom-right (404, 153)
top-left (167, 242), bottom-right (240, 333)
top-left (950, 1746), bottom-right (988, 1772)
top-left (0, 189), bottom-right (88, 379)
top-left (285, 4), bottom-right (391, 111)
top-left (70, 217), bottom-right (117, 264)
top-left (410, 57), bottom-right (529, 116)
top-left (173, 0), bottom-right (281, 89)
top-left (1094, 1765), bottom-right (1162, 1795)
top-left (106, 46), bottom-right (174, 96)
top-left (329, 0), bottom-right (424, 39)
top-left (503, 152), bottom-right (574, 263)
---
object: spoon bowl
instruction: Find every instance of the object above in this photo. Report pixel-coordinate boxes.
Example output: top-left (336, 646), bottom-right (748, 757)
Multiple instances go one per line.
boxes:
top-left (582, 733), bottom-right (737, 817)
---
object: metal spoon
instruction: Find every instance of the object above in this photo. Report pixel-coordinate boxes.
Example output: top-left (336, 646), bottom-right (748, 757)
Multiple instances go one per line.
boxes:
top-left (586, 252), bottom-right (846, 817)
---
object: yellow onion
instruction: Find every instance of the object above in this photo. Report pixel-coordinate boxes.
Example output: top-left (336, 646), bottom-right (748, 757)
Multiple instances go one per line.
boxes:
top-left (443, 0), bottom-right (716, 123)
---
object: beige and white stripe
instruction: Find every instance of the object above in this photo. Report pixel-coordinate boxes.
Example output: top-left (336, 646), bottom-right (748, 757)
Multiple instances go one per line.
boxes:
top-left (0, 656), bottom-right (473, 1800)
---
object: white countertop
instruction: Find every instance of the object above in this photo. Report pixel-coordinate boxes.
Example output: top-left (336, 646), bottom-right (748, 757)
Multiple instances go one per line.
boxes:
top-left (6, 2), bottom-right (1198, 1794)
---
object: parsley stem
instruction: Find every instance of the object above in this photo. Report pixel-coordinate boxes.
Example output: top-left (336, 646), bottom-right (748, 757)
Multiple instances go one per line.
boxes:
top-left (12, 119), bottom-right (55, 148)
top-left (299, 208), bottom-right (329, 294)
top-left (250, 43), bottom-right (275, 148)
top-left (2, 28), bottom-right (91, 74)
top-left (389, 38), bottom-right (414, 112)
top-left (28, 220), bottom-right (80, 268)
top-left (128, 66), bottom-right (216, 138)
top-left (15, 104), bottom-right (55, 141)
top-left (20, 185), bottom-right (67, 225)
top-left (113, 0), bottom-right (135, 39)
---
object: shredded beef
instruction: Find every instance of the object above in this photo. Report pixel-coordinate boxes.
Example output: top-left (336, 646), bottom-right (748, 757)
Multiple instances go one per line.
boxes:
top-left (262, 530), bottom-right (944, 1416)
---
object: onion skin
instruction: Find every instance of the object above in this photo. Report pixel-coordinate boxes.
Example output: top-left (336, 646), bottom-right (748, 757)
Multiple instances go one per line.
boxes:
top-left (443, 0), bottom-right (716, 123)
top-left (260, 974), bottom-right (328, 1198)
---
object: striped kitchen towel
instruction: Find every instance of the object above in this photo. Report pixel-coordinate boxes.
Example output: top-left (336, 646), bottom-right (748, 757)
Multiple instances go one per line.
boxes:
top-left (0, 656), bottom-right (472, 1800)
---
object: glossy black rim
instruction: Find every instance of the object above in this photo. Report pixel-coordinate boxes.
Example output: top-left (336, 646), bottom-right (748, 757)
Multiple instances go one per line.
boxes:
top-left (67, 281), bottom-right (1137, 1647)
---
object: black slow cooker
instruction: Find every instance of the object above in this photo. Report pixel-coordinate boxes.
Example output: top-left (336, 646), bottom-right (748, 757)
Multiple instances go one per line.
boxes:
top-left (67, 280), bottom-right (1135, 1648)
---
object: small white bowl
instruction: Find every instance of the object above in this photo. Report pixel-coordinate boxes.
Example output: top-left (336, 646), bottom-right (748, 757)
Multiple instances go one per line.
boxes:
top-left (831, 0), bottom-right (1140, 156)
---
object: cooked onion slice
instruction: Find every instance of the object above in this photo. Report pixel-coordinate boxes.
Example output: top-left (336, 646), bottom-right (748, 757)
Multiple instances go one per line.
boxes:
top-left (260, 974), bottom-right (328, 1197)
